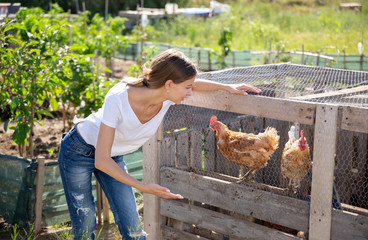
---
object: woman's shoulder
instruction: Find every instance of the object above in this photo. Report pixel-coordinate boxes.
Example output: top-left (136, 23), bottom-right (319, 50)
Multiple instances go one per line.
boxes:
top-left (107, 82), bottom-right (128, 96)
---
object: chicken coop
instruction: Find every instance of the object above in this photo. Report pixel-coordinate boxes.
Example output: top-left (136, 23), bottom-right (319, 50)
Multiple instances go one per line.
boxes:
top-left (142, 63), bottom-right (368, 240)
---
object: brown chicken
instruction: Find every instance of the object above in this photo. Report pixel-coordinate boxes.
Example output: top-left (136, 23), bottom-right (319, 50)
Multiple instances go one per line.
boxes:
top-left (281, 126), bottom-right (311, 192)
top-left (209, 116), bottom-right (280, 182)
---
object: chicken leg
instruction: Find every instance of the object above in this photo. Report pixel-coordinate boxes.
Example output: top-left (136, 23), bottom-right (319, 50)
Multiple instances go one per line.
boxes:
top-left (236, 169), bottom-right (256, 183)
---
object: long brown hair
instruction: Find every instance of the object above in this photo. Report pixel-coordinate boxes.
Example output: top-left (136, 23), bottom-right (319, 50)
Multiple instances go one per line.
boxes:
top-left (125, 49), bottom-right (197, 88)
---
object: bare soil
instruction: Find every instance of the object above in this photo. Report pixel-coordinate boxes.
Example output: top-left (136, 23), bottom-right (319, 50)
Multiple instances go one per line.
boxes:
top-left (0, 117), bottom-right (65, 160)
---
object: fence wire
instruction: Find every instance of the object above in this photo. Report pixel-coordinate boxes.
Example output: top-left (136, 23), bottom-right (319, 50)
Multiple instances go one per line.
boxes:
top-left (162, 63), bottom-right (368, 211)
top-left (117, 42), bottom-right (368, 72)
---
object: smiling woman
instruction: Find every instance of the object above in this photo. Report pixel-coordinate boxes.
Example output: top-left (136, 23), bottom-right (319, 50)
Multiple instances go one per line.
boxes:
top-left (57, 48), bottom-right (261, 240)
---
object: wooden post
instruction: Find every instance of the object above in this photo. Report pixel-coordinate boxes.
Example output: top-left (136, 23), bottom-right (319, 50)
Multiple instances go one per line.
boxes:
top-left (316, 52), bottom-right (320, 66)
top-left (76, 0), bottom-right (80, 14)
top-left (68, 9), bottom-right (72, 47)
top-left (208, 51), bottom-right (211, 71)
top-left (143, 123), bottom-right (163, 240)
top-left (82, 2), bottom-right (87, 37)
top-left (268, 40), bottom-right (272, 64)
top-left (34, 157), bottom-right (45, 234)
top-left (197, 50), bottom-right (201, 67)
top-left (232, 51), bottom-right (235, 68)
top-left (96, 182), bottom-right (102, 224)
top-left (309, 105), bottom-right (339, 240)
top-left (105, 0), bottom-right (109, 22)
top-left (360, 54), bottom-right (363, 71)
top-left (103, 194), bottom-right (109, 222)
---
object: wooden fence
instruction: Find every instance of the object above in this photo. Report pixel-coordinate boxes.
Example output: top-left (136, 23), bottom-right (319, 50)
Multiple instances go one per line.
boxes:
top-left (143, 91), bottom-right (368, 240)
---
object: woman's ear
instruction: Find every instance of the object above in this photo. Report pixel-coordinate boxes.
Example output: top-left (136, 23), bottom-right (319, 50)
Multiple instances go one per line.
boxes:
top-left (165, 80), bottom-right (173, 90)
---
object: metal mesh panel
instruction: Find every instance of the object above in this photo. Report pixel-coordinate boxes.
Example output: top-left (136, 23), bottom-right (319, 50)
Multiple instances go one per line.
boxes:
top-left (162, 63), bottom-right (368, 211)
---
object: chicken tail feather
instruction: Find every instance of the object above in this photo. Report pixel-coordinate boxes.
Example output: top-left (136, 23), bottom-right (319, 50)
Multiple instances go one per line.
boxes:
top-left (263, 127), bottom-right (280, 151)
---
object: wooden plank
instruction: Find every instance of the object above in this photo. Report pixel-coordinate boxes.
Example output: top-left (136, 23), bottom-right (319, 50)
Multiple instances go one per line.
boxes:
top-left (176, 133), bottom-right (189, 167)
top-left (189, 130), bottom-right (203, 169)
top-left (143, 123), bottom-right (163, 240)
top-left (341, 203), bottom-right (368, 217)
top-left (331, 208), bottom-right (368, 240)
top-left (182, 92), bottom-right (315, 125)
top-left (160, 167), bottom-right (310, 232)
top-left (161, 225), bottom-right (211, 240)
top-left (161, 199), bottom-right (301, 240)
top-left (290, 85), bottom-right (368, 100)
top-left (309, 105), bottom-right (339, 240)
top-left (341, 106), bottom-right (368, 134)
top-left (34, 157), bottom-right (45, 234)
top-left (160, 136), bottom-right (175, 167)
top-left (215, 143), bottom-right (228, 175)
top-left (203, 128), bottom-right (216, 172)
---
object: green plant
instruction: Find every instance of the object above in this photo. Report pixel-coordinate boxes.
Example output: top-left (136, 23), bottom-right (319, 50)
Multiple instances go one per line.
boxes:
top-left (210, 26), bottom-right (233, 69)
top-left (127, 46), bottom-right (158, 77)
top-left (136, 0), bottom-right (367, 54)
top-left (0, 19), bottom-right (57, 158)
top-left (54, 222), bottom-right (73, 240)
top-left (11, 224), bottom-right (20, 240)
top-left (47, 146), bottom-right (56, 157)
top-left (22, 223), bottom-right (38, 240)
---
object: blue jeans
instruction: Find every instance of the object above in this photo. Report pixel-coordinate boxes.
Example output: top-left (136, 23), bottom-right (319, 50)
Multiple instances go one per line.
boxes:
top-left (58, 125), bottom-right (146, 240)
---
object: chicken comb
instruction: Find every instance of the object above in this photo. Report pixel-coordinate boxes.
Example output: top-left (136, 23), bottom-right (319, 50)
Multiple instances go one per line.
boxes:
top-left (300, 129), bottom-right (304, 138)
top-left (210, 116), bottom-right (217, 125)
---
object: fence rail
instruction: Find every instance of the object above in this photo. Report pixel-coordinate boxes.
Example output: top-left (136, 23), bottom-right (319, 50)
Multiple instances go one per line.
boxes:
top-left (116, 42), bottom-right (368, 72)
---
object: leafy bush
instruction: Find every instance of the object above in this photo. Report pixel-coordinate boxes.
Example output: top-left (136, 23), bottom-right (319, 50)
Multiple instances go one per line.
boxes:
top-left (0, 5), bottom-right (130, 157)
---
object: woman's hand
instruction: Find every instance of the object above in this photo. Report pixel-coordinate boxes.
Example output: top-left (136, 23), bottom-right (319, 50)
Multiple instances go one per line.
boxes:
top-left (142, 183), bottom-right (184, 199)
top-left (226, 84), bottom-right (262, 95)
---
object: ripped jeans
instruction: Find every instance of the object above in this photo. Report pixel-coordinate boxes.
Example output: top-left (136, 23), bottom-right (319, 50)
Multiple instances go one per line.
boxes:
top-left (58, 125), bottom-right (146, 240)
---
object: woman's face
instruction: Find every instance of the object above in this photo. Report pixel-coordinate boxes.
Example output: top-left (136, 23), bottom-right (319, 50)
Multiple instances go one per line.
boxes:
top-left (167, 77), bottom-right (195, 104)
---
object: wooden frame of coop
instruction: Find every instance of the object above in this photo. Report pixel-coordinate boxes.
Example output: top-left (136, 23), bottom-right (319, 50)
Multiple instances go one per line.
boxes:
top-left (143, 89), bottom-right (368, 239)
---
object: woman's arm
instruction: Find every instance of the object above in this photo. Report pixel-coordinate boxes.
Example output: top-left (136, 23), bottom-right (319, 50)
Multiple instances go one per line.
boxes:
top-left (192, 79), bottom-right (261, 95)
top-left (95, 123), bottom-right (183, 199)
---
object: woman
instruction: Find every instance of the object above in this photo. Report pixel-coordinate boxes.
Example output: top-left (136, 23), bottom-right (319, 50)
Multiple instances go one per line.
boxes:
top-left (58, 49), bottom-right (261, 240)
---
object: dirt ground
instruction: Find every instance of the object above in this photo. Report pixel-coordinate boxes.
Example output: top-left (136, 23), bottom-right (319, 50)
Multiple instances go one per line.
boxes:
top-left (0, 59), bottom-right (136, 239)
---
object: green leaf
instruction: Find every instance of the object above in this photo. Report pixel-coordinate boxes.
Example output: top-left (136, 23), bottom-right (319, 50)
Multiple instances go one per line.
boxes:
top-left (4, 119), bottom-right (10, 132)
top-left (103, 67), bottom-right (112, 73)
top-left (37, 109), bottom-right (54, 118)
top-left (50, 97), bottom-right (59, 111)
top-left (12, 123), bottom-right (30, 145)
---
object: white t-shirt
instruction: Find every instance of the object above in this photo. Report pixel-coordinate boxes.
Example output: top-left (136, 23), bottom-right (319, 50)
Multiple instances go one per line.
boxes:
top-left (77, 82), bottom-right (175, 157)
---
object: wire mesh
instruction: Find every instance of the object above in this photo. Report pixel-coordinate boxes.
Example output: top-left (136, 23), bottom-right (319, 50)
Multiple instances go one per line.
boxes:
top-left (162, 63), bottom-right (368, 211)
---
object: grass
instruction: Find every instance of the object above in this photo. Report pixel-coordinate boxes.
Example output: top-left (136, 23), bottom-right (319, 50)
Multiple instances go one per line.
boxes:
top-left (0, 190), bottom-right (144, 239)
top-left (135, 0), bottom-right (368, 54)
